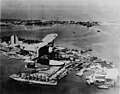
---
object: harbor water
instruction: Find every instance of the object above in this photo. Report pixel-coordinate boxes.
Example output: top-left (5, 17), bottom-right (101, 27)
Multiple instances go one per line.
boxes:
top-left (0, 25), bottom-right (120, 94)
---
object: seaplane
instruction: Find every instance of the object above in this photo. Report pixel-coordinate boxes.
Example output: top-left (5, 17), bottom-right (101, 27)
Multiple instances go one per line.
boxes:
top-left (9, 34), bottom-right (65, 66)
top-left (6, 34), bottom-right (56, 60)
top-left (9, 34), bottom-right (58, 52)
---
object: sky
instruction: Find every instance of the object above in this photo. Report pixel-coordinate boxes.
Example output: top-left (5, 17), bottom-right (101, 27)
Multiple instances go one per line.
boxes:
top-left (1, 0), bottom-right (120, 21)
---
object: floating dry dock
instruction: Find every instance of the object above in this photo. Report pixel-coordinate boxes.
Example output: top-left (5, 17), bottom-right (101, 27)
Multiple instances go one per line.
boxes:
top-left (10, 65), bottom-right (68, 85)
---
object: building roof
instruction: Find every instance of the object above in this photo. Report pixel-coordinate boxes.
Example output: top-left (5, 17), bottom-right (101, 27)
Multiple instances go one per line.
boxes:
top-left (105, 68), bottom-right (119, 81)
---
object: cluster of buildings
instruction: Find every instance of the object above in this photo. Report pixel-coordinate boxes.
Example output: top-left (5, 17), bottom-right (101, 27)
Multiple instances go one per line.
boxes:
top-left (0, 19), bottom-right (100, 28)
top-left (0, 34), bottom-right (119, 87)
top-left (85, 62), bottom-right (119, 89)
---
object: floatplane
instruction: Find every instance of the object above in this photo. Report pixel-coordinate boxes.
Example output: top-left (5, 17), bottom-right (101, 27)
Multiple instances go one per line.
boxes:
top-left (5, 34), bottom-right (57, 60)
top-left (8, 33), bottom-right (65, 66)
top-left (9, 34), bottom-right (58, 52)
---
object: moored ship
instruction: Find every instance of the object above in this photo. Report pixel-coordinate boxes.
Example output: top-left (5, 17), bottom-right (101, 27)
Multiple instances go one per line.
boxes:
top-left (10, 65), bottom-right (68, 85)
top-left (10, 73), bottom-right (57, 85)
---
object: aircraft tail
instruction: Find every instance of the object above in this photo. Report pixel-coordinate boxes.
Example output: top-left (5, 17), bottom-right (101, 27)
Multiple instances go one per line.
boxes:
top-left (10, 35), bottom-right (19, 45)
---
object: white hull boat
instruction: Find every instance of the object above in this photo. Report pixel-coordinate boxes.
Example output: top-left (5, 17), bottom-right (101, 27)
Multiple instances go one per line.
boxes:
top-left (98, 85), bottom-right (109, 89)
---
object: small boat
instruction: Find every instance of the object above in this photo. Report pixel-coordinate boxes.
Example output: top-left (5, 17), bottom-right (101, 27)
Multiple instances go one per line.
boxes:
top-left (86, 75), bottom-right (94, 85)
top-left (75, 71), bottom-right (83, 77)
top-left (86, 80), bottom-right (91, 85)
top-left (98, 85), bottom-right (109, 89)
top-left (86, 79), bottom-right (94, 85)
top-left (97, 30), bottom-right (100, 32)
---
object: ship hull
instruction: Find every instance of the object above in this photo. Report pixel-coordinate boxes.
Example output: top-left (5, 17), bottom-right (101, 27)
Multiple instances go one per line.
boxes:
top-left (9, 75), bottom-right (57, 86)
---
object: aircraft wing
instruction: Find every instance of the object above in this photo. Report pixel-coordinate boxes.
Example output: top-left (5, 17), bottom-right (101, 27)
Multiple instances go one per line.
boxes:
top-left (21, 34), bottom-right (58, 51)
top-left (42, 34), bottom-right (58, 43)
top-left (22, 42), bottom-right (48, 51)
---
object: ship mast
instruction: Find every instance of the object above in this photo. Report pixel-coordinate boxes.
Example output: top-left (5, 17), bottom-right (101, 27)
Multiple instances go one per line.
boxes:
top-left (42, 4), bottom-right (45, 21)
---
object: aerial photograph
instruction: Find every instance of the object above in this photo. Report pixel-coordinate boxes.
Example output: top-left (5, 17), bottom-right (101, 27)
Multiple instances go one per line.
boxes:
top-left (0, 0), bottom-right (120, 94)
